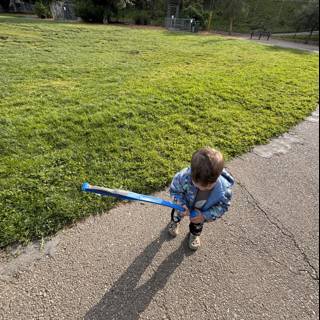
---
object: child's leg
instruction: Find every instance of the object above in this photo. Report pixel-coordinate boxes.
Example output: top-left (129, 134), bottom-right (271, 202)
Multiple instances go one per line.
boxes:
top-left (189, 222), bottom-right (204, 236)
top-left (168, 209), bottom-right (181, 237)
top-left (188, 221), bottom-right (204, 250)
top-left (171, 209), bottom-right (182, 223)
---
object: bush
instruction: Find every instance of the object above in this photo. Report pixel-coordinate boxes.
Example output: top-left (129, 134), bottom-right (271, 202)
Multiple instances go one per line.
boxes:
top-left (74, 0), bottom-right (104, 23)
top-left (34, 1), bottom-right (51, 19)
top-left (1, 0), bottom-right (10, 12)
top-left (134, 10), bottom-right (150, 25)
top-left (182, 4), bottom-right (206, 27)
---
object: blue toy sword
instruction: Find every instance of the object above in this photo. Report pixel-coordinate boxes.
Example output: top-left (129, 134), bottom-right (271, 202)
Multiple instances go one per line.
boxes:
top-left (81, 182), bottom-right (198, 218)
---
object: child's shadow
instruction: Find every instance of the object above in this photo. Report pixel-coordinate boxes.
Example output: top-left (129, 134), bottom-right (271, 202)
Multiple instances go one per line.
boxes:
top-left (85, 226), bottom-right (193, 320)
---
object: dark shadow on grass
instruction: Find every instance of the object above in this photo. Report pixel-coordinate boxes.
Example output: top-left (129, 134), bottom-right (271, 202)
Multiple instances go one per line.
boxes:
top-left (0, 15), bottom-right (79, 26)
top-left (200, 39), bottom-right (235, 45)
top-left (162, 30), bottom-right (198, 37)
top-left (85, 226), bottom-right (193, 320)
top-left (0, 15), bottom-right (47, 24)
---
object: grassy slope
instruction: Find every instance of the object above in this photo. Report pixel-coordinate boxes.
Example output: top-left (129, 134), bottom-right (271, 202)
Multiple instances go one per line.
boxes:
top-left (0, 16), bottom-right (318, 247)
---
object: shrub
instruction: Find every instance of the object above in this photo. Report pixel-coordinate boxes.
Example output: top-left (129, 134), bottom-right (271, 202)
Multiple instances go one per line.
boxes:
top-left (1, 0), bottom-right (10, 12)
top-left (182, 4), bottom-right (206, 27)
top-left (34, 1), bottom-right (51, 19)
top-left (134, 10), bottom-right (150, 25)
top-left (74, 0), bottom-right (104, 23)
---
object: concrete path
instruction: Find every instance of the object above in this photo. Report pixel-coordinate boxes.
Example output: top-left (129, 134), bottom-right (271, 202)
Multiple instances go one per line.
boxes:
top-left (212, 31), bottom-right (319, 52)
top-left (274, 31), bottom-right (319, 36)
top-left (0, 109), bottom-right (319, 320)
top-left (251, 37), bottom-right (319, 53)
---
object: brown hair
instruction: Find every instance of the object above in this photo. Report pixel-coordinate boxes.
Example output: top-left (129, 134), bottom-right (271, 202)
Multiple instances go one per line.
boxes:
top-left (191, 147), bottom-right (224, 185)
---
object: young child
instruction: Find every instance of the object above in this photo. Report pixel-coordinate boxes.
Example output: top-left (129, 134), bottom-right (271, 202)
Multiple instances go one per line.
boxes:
top-left (169, 147), bottom-right (235, 250)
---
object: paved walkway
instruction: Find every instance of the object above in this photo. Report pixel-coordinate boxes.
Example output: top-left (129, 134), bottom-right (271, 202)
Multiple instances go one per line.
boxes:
top-left (276, 31), bottom-right (319, 35)
top-left (211, 31), bottom-right (319, 52)
top-left (251, 37), bottom-right (319, 52)
top-left (0, 109), bottom-right (319, 320)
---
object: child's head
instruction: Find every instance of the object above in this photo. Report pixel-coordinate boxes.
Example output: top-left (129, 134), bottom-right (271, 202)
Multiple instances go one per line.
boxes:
top-left (191, 147), bottom-right (224, 191)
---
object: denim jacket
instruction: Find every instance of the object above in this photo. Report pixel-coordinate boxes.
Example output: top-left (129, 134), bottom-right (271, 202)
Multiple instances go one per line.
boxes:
top-left (169, 167), bottom-right (235, 221)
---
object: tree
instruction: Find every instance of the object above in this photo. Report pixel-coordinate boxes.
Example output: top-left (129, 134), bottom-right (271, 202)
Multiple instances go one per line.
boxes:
top-left (74, 0), bottom-right (133, 23)
top-left (220, 0), bottom-right (248, 34)
top-left (181, 0), bottom-right (205, 24)
top-left (294, 0), bottom-right (319, 39)
top-left (34, 0), bottom-right (51, 18)
top-left (0, 0), bottom-right (11, 11)
top-left (204, 0), bottom-right (217, 30)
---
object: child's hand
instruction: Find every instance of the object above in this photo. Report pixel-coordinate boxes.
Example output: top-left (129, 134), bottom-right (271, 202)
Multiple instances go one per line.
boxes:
top-left (178, 205), bottom-right (190, 218)
top-left (190, 210), bottom-right (205, 224)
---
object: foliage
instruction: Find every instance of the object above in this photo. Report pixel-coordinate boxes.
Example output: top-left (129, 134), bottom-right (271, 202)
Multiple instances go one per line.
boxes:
top-left (74, 0), bottom-right (133, 22)
top-left (0, 0), bottom-right (10, 11)
top-left (219, 0), bottom-right (248, 33)
top-left (34, 1), bottom-right (51, 18)
top-left (1, 0), bottom-right (319, 33)
top-left (0, 16), bottom-right (318, 247)
top-left (181, 1), bottom-right (207, 26)
top-left (74, 0), bottom-right (105, 22)
top-left (133, 10), bottom-right (150, 24)
top-left (293, 0), bottom-right (319, 34)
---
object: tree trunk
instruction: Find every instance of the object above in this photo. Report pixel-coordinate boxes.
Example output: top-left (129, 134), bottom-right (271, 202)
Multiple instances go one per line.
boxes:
top-left (150, 0), bottom-right (155, 18)
top-left (277, 0), bottom-right (284, 21)
top-left (252, 0), bottom-right (259, 17)
top-left (310, 28), bottom-right (314, 37)
top-left (306, 27), bottom-right (315, 44)
top-left (176, 4), bottom-right (180, 18)
top-left (229, 17), bottom-right (234, 35)
top-left (207, 11), bottom-right (213, 31)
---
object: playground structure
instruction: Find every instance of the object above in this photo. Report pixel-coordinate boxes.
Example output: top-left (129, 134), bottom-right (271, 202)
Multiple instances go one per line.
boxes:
top-left (165, 16), bottom-right (199, 33)
top-left (165, 0), bottom-right (199, 33)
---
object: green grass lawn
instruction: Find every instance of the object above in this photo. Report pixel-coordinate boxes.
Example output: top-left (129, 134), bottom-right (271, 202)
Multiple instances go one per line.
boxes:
top-left (0, 15), bottom-right (319, 247)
